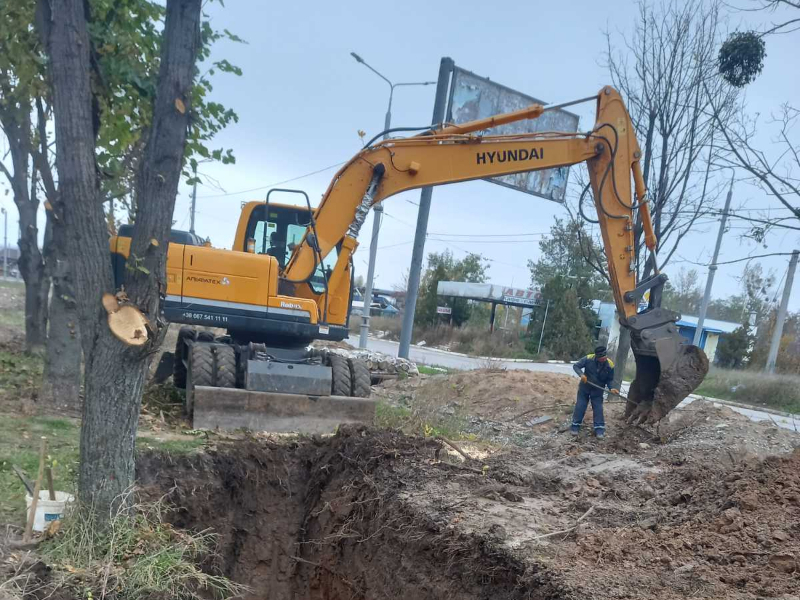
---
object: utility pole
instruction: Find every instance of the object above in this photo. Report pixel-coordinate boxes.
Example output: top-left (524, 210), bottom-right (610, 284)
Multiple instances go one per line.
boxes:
top-left (537, 300), bottom-right (550, 354)
top-left (398, 56), bottom-right (455, 359)
top-left (359, 204), bottom-right (382, 347)
top-left (765, 249), bottom-right (798, 374)
top-left (190, 162), bottom-right (198, 235)
top-left (1, 207), bottom-right (7, 280)
top-left (693, 173), bottom-right (734, 347)
top-left (350, 52), bottom-right (435, 349)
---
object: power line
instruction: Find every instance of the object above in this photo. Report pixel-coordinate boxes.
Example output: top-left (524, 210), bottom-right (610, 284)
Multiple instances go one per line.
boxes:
top-left (681, 251), bottom-right (799, 267)
top-left (377, 240), bottom-right (414, 250)
top-left (427, 231), bottom-right (548, 238)
top-left (426, 237), bottom-right (529, 271)
top-left (382, 211), bottom-right (415, 228)
top-left (428, 237), bottom-right (540, 245)
top-left (196, 161), bottom-right (347, 199)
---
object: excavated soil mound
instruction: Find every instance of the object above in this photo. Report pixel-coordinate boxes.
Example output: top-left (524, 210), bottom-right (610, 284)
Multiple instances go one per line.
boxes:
top-left (564, 449), bottom-right (800, 599)
top-left (378, 369), bottom-right (581, 422)
top-left (137, 426), bottom-right (571, 600)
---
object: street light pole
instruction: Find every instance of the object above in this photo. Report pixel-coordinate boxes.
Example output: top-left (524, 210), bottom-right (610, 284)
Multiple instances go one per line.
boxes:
top-left (189, 159), bottom-right (213, 235)
top-left (190, 162), bottom-right (198, 235)
top-left (1, 208), bottom-right (7, 280)
top-left (350, 52), bottom-right (435, 349)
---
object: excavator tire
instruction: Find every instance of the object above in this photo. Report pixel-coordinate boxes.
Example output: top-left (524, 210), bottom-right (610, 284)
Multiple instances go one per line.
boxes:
top-left (328, 354), bottom-right (352, 397)
top-left (173, 327), bottom-right (197, 389)
top-left (348, 357), bottom-right (371, 398)
top-left (186, 343), bottom-right (214, 416)
top-left (626, 345), bottom-right (709, 425)
top-left (214, 344), bottom-right (237, 389)
top-left (197, 331), bottom-right (215, 343)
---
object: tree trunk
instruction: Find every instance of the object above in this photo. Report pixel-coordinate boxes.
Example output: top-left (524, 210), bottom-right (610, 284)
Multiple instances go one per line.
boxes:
top-left (0, 104), bottom-right (49, 353)
top-left (20, 244), bottom-right (49, 352)
top-left (41, 212), bottom-right (81, 413)
top-left (44, 0), bottom-right (201, 515)
top-left (18, 193), bottom-right (49, 353)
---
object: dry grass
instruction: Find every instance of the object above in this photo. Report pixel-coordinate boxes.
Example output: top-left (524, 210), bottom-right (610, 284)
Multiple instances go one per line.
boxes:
top-left (37, 497), bottom-right (246, 600)
top-left (695, 366), bottom-right (800, 414)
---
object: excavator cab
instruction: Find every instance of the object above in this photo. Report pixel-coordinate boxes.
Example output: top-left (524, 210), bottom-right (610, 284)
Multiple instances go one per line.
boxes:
top-left (241, 199), bottom-right (339, 295)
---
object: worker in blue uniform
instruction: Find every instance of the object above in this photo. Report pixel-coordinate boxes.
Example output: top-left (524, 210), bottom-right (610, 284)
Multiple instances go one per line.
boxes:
top-left (571, 345), bottom-right (619, 438)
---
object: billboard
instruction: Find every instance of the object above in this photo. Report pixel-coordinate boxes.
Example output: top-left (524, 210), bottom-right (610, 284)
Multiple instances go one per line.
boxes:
top-left (446, 67), bottom-right (580, 203)
top-left (437, 281), bottom-right (542, 308)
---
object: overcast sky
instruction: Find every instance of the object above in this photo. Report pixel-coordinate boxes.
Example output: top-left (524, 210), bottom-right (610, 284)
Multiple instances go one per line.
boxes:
top-left (1, 0), bottom-right (798, 314)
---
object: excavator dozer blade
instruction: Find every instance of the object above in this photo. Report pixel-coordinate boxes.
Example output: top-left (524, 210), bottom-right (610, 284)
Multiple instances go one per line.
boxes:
top-left (625, 328), bottom-right (709, 425)
top-left (192, 386), bottom-right (378, 434)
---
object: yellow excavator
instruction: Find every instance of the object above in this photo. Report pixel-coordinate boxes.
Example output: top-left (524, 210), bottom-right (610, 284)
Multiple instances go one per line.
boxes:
top-left (111, 86), bottom-right (708, 432)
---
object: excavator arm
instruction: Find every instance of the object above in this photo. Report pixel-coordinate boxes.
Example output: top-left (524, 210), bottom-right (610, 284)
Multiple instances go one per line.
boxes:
top-left (283, 86), bottom-right (707, 423)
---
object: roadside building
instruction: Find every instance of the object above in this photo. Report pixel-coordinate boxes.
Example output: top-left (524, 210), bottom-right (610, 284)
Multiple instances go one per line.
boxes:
top-left (593, 301), bottom-right (745, 363)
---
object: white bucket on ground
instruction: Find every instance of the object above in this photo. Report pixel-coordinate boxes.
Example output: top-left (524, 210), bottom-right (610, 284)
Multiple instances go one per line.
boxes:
top-left (25, 491), bottom-right (74, 532)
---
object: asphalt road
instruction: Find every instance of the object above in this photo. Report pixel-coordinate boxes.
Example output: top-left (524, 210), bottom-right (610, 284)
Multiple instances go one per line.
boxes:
top-left (348, 336), bottom-right (577, 375)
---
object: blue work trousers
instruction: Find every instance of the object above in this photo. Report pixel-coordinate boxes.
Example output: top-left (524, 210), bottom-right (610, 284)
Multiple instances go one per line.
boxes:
top-left (571, 387), bottom-right (605, 432)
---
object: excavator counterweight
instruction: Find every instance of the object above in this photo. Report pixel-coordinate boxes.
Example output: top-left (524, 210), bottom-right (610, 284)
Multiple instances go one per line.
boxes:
top-left (110, 86), bottom-right (707, 433)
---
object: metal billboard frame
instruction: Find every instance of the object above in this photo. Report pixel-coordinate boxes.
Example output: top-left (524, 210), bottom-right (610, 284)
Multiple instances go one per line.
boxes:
top-left (445, 66), bottom-right (581, 203)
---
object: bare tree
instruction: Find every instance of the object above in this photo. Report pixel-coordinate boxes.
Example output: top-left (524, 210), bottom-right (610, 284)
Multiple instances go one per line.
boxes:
top-left (587, 0), bottom-right (737, 383)
top-left (712, 0), bottom-right (799, 235)
top-left (707, 98), bottom-right (800, 235)
top-left (734, 0), bottom-right (800, 35)
top-left (43, 0), bottom-right (201, 514)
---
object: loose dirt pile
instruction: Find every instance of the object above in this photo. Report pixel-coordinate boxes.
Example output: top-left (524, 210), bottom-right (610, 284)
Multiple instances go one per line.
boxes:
top-left (4, 367), bottom-right (799, 599)
top-left (375, 369), bottom-right (798, 455)
top-left (563, 450), bottom-right (800, 599)
top-left (378, 369), bottom-right (578, 422)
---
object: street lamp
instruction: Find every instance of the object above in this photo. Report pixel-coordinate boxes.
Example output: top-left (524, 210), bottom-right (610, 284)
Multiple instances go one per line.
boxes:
top-left (350, 52), bottom-right (435, 349)
top-left (350, 52), bottom-right (436, 140)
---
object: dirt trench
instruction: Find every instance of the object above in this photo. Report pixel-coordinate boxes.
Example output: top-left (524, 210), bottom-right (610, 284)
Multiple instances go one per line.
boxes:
top-left (137, 426), bottom-right (571, 600)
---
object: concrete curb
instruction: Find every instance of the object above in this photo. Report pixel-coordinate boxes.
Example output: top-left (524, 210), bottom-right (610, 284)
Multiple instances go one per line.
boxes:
top-left (686, 394), bottom-right (800, 421)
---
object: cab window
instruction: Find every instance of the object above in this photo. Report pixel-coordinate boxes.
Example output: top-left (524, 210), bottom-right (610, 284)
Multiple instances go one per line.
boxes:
top-left (247, 203), bottom-right (338, 293)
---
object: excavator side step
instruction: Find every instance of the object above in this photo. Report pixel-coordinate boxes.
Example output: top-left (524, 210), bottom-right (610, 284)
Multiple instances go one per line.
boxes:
top-left (192, 386), bottom-right (377, 433)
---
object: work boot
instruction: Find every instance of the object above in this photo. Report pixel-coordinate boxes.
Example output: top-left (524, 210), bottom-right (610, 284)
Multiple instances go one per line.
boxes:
top-left (570, 428), bottom-right (579, 436)
top-left (595, 430), bottom-right (605, 440)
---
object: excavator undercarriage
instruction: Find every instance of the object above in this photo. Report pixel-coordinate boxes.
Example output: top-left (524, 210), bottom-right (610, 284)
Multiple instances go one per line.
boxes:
top-left (173, 327), bottom-right (374, 433)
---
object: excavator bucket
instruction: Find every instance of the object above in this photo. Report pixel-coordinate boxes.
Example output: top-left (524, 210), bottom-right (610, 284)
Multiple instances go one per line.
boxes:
top-left (623, 314), bottom-right (710, 425)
